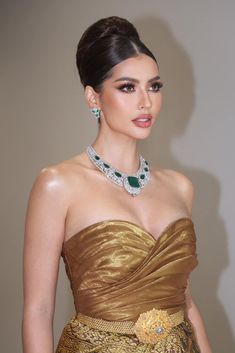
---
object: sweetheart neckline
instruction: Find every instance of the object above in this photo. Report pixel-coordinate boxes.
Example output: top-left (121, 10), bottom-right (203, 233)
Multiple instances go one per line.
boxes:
top-left (63, 216), bottom-right (193, 247)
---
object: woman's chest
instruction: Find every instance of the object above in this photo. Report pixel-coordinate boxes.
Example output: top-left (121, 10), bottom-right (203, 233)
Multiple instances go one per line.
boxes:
top-left (64, 170), bottom-right (189, 242)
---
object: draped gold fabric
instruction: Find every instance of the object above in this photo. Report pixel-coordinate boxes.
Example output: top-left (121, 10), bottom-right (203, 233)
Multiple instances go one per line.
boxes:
top-left (55, 217), bottom-right (200, 352)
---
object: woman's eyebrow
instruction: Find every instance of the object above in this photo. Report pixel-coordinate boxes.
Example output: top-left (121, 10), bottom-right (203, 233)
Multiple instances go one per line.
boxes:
top-left (113, 75), bottom-right (160, 83)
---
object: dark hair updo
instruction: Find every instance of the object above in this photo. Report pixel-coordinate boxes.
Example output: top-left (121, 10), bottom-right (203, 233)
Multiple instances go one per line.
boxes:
top-left (76, 16), bottom-right (158, 93)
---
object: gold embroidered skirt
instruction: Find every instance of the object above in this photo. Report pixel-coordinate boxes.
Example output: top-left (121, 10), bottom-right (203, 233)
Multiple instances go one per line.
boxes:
top-left (55, 311), bottom-right (201, 353)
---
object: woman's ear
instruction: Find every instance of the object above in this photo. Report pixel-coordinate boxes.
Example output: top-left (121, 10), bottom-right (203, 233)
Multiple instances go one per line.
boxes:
top-left (84, 85), bottom-right (100, 109)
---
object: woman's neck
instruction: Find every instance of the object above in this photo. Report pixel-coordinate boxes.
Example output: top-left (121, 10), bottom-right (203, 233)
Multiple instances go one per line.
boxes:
top-left (91, 136), bottom-right (140, 175)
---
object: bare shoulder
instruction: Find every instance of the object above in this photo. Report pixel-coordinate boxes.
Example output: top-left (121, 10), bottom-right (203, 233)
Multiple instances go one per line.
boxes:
top-left (152, 167), bottom-right (194, 192)
top-left (151, 167), bottom-right (195, 214)
top-left (29, 153), bottom-right (91, 212)
top-left (31, 152), bottom-right (87, 195)
top-left (28, 162), bottom-right (72, 213)
top-left (163, 168), bottom-right (193, 194)
top-left (31, 163), bottom-right (70, 198)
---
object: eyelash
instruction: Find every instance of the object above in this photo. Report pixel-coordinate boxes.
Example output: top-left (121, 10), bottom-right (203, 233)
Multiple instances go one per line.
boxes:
top-left (117, 82), bottom-right (163, 93)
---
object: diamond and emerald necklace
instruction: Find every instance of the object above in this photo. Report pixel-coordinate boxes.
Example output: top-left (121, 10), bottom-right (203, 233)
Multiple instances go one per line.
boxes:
top-left (86, 145), bottom-right (151, 197)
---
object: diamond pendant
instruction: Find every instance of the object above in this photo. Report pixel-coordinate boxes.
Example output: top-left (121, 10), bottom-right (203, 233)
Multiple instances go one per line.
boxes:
top-left (123, 176), bottom-right (141, 196)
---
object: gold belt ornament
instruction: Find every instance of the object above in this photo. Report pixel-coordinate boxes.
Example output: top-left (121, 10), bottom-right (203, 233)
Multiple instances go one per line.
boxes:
top-left (76, 308), bottom-right (184, 344)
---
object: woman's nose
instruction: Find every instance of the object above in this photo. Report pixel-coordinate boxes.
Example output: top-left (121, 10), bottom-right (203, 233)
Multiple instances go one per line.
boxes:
top-left (139, 90), bottom-right (152, 109)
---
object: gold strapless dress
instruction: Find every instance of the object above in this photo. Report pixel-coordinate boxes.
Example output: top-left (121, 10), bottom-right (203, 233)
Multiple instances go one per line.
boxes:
top-left (55, 217), bottom-right (201, 352)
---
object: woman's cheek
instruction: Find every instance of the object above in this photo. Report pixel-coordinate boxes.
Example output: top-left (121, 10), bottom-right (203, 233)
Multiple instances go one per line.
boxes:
top-left (153, 94), bottom-right (163, 115)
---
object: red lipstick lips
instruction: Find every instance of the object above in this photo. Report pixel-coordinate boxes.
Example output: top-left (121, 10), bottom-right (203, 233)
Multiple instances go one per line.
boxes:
top-left (132, 114), bottom-right (152, 128)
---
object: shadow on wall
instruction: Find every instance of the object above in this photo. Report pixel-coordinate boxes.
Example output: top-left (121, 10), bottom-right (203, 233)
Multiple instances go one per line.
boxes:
top-left (136, 16), bottom-right (234, 353)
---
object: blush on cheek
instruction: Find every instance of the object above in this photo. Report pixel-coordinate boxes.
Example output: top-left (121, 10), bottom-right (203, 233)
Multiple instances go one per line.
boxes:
top-left (153, 95), bottom-right (163, 115)
top-left (104, 93), bottom-right (134, 117)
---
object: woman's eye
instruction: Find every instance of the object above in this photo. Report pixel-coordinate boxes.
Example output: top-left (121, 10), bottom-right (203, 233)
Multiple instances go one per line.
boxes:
top-left (150, 82), bottom-right (163, 92)
top-left (118, 84), bottom-right (135, 93)
top-left (117, 81), bottom-right (163, 93)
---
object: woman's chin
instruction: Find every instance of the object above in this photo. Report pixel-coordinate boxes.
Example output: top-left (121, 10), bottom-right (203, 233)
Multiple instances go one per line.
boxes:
top-left (131, 127), bottom-right (153, 140)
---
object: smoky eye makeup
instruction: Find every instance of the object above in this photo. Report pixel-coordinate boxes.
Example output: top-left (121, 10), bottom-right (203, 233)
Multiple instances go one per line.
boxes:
top-left (117, 83), bottom-right (135, 92)
top-left (150, 81), bottom-right (163, 91)
top-left (116, 81), bottom-right (163, 93)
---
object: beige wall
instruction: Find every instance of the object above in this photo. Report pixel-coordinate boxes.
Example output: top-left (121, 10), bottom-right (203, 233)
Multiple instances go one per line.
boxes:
top-left (1, 1), bottom-right (234, 352)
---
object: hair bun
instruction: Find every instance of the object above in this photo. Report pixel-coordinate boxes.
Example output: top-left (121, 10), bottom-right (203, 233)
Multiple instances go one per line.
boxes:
top-left (78, 16), bottom-right (140, 52)
top-left (97, 16), bottom-right (140, 40)
top-left (76, 16), bottom-right (157, 94)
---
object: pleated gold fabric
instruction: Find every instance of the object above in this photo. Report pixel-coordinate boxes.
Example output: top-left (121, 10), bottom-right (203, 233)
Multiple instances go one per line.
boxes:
top-left (55, 217), bottom-right (200, 353)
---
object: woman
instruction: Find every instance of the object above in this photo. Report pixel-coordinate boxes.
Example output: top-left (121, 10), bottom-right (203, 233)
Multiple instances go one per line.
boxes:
top-left (22, 16), bottom-right (212, 353)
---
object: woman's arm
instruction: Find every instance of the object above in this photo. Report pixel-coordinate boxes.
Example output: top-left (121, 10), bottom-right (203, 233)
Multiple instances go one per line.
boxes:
top-left (22, 167), bottom-right (70, 353)
top-left (170, 171), bottom-right (212, 352)
top-left (185, 281), bottom-right (213, 353)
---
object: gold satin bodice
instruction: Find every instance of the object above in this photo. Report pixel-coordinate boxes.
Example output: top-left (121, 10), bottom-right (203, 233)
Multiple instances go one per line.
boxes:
top-left (61, 217), bottom-right (198, 321)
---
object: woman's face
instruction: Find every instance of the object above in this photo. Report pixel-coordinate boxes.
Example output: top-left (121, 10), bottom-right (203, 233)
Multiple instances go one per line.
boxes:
top-left (96, 53), bottom-right (163, 139)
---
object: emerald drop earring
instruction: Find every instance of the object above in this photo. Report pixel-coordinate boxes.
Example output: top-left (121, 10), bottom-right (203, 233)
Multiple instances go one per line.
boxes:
top-left (90, 107), bottom-right (101, 119)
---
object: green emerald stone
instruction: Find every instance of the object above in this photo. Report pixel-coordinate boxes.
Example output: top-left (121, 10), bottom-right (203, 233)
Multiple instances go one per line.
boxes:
top-left (95, 155), bottom-right (100, 160)
top-left (127, 176), bottom-right (140, 188)
top-left (140, 174), bottom-right (145, 180)
top-left (144, 167), bottom-right (149, 172)
top-left (103, 163), bottom-right (110, 168)
top-left (145, 161), bottom-right (148, 165)
top-left (115, 172), bottom-right (122, 177)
